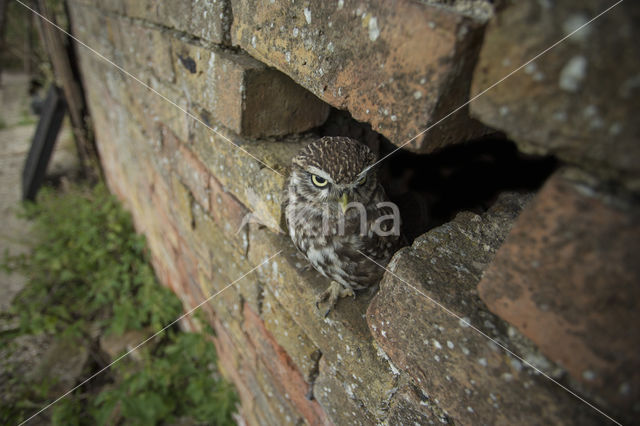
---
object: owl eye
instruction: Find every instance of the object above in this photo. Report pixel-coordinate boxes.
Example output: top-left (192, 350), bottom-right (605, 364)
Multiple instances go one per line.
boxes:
top-left (311, 175), bottom-right (329, 187)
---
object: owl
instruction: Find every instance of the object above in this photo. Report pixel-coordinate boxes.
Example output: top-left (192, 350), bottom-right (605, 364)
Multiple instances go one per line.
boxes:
top-left (285, 136), bottom-right (401, 316)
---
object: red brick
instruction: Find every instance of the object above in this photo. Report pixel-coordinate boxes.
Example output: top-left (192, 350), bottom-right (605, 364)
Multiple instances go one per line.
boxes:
top-left (175, 144), bottom-right (211, 211)
top-left (478, 170), bottom-right (640, 422)
top-left (211, 316), bottom-right (250, 395)
top-left (260, 288), bottom-right (320, 384)
top-left (213, 315), bottom-right (311, 425)
top-left (208, 174), bottom-right (249, 237)
top-left (243, 304), bottom-right (330, 426)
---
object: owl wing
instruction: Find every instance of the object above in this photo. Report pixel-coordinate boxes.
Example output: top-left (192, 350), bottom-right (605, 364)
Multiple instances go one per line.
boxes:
top-left (334, 185), bottom-right (401, 287)
top-left (361, 184), bottom-right (402, 261)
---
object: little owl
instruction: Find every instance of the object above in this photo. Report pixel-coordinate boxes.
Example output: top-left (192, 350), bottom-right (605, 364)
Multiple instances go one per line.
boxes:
top-left (285, 136), bottom-right (401, 316)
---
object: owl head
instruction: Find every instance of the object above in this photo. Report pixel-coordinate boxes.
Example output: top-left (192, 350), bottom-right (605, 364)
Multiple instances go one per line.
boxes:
top-left (290, 136), bottom-right (378, 211)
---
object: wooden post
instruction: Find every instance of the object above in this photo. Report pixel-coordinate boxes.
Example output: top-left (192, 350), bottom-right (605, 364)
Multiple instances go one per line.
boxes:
top-left (0, 0), bottom-right (9, 84)
top-left (34, 0), bottom-right (102, 181)
top-left (24, 9), bottom-right (33, 76)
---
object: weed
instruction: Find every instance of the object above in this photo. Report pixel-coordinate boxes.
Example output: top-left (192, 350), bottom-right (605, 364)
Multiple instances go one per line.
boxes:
top-left (1, 184), bottom-right (237, 425)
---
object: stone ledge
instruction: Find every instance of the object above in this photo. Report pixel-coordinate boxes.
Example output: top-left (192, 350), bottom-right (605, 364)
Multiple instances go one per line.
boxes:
top-left (313, 356), bottom-right (377, 426)
top-left (367, 193), bottom-right (605, 424)
top-left (385, 382), bottom-right (450, 425)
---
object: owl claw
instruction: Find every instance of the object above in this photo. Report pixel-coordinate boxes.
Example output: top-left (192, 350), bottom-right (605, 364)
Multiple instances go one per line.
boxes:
top-left (316, 281), bottom-right (355, 317)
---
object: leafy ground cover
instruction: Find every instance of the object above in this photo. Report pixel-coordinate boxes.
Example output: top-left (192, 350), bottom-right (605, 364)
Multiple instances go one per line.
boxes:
top-left (1, 184), bottom-right (237, 425)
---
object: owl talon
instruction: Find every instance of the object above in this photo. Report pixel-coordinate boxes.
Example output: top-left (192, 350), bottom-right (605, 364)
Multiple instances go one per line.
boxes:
top-left (316, 281), bottom-right (354, 317)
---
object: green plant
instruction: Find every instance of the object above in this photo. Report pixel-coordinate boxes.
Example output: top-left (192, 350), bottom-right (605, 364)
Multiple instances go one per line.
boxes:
top-left (17, 109), bottom-right (37, 127)
top-left (2, 184), bottom-right (237, 425)
top-left (91, 331), bottom-right (237, 426)
top-left (6, 184), bottom-right (183, 337)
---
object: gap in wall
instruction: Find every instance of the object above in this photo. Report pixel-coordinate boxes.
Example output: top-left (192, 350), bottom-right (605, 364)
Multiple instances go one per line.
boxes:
top-left (317, 108), bottom-right (558, 243)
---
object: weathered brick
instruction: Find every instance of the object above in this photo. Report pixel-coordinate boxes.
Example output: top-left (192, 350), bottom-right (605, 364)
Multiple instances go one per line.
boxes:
top-left (169, 173), bottom-right (194, 234)
top-left (261, 287), bottom-right (321, 383)
top-left (253, 360), bottom-right (304, 425)
top-left (244, 304), bottom-right (330, 425)
top-left (68, 1), bottom-right (115, 58)
top-left (192, 197), bottom-right (246, 261)
top-left (231, 0), bottom-right (491, 151)
top-left (313, 356), bottom-right (375, 426)
top-left (123, 0), bottom-right (231, 45)
top-left (69, 0), bottom-right (123, 14)
top-left (125, 75), bottom-right (190, 142)
top-left (211, 316), bottom-right (272, 425)
top-left (190, 122), bottom-right (313, 233)
top-left (471, 0), bottom-right (640, 190)
top-left (190, 200), bottom-right (254, 281)
top-left (77, 49), bottom-right (187, 147)
top-left (367, 193), bottom-right (604, 424)
top-left (174, 144), bottom-right (210, 211)
top-left (114, 18), bottom-right (175, 83)
top-left (208, 173), bottom-right (250, 251)
top-left (385, 382), bottom-right (450, 425)
top-left (171, 38), bottom-right (330, 137)
top-left (478, 170), bottom-right (640, 423)
top-left (149, 243), bottom-right (182, 296)
top-left (248, 226), bottom-right (398, 418)
top-left (192, 264), bottom-right (244, 326)
top-left (219, 306), bottom-right (304, 426)
top-left (174, 238), bottom-right (201, 301)
top-left (148, 177), bottom-right (179, 250)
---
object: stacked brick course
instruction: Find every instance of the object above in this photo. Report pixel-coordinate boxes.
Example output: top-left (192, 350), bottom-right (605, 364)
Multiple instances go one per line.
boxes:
top-left (67, 0), bottom-right (638, 424)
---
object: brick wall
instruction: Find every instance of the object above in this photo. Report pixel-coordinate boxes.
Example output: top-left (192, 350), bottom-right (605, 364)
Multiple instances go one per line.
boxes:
top-left (67, 0), bottom-right (638, 424)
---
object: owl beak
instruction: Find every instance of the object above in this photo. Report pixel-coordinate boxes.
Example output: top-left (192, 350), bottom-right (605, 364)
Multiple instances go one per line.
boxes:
top-left (339, 192), bottom-right (349, 213)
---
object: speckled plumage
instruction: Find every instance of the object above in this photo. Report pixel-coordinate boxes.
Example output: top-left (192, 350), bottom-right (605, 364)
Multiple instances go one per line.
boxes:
top-left (285, 136), bottom-right (400, 314)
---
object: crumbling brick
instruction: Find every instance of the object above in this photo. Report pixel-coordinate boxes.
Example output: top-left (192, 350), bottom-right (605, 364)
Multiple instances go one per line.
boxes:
top-left (478, 170), bottom-right (640, 423)
top-left (471, 0), bottom-right (640, 190)
top-left (172, 38), bottom-right (330, 138)
top-left (231, 0), bottom-right (491, 151)
top-left (368, 193), bottom-right (604, 424)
